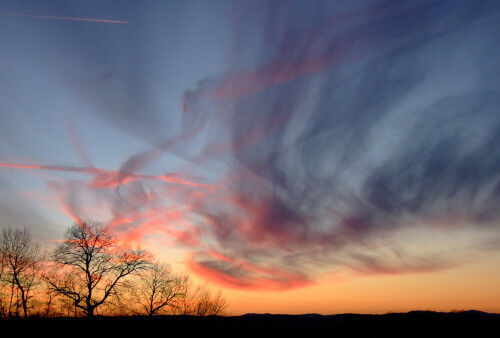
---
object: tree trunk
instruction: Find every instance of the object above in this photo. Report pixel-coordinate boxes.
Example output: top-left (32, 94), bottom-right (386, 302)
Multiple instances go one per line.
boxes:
top-left (86, 286), bottom-right (93, 317)
top-left (8, 281), bottom-right (14, 317)
top-left (20, 288), bottom-right (28, 318)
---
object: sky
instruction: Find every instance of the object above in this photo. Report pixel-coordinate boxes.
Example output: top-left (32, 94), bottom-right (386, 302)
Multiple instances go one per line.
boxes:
top-left (1, 0), bottom-right (500, 315)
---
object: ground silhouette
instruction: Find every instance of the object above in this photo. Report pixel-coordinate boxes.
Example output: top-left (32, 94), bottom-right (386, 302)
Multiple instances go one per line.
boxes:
top-left (1, 310), bottom-right (498, 337)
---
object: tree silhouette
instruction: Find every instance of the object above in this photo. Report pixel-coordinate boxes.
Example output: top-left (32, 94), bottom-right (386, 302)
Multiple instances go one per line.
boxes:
top-left (43, 220), bottom-right (151, 317)
top-left (0, 226), bottom-right (42, 318)
top-left (135, 262), bottom-right (188, 316)
top-left (175, 281), bottom-right (228, 316)
top-left (192, 285), bottom-right (227, 316)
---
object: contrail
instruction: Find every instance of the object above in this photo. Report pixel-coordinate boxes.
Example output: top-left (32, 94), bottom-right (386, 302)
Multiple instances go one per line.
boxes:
top-left (0, 13), bottom-right (128, 24)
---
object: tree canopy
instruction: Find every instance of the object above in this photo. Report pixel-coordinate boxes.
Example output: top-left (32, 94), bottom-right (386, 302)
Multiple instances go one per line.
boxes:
top-left (44, 220), bottom-right (151, 317)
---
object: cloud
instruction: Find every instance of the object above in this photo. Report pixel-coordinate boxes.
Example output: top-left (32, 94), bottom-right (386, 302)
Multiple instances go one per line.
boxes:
top-left (179, 0), bottom-right (500, 288)
top-left (2, 0), bottom-right (500, 290)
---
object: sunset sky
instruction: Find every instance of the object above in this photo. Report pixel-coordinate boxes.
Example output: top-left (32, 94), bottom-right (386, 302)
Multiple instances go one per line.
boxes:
top-left (1, 0), bottom-right (500, 315)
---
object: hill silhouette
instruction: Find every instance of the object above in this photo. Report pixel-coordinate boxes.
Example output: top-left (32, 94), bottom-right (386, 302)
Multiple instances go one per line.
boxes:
top-left (1, 310), bottom-right (498, 338)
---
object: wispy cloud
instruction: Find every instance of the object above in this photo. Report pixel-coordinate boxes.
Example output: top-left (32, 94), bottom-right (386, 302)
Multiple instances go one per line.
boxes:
top-left (2, 0), bottom-right (500, 290)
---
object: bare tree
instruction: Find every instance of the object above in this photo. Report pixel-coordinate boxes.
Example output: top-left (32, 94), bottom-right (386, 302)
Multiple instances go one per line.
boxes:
top-left (193, 284), bottom-right (227, 316)
top-left (134, 262), bottom-right (188, 316)
top-left (43, 220), bottom-right (151, 317)
top-left (175, 281), bottom-right (227, 316)
top-left (208, 289), bottom-right (228, 316)
top-left (0, 240), bottom-right (4, 283)
top-left (0, 240), bottom-right (4, 318)
top-left (0, 226), bottom-right (43, 318)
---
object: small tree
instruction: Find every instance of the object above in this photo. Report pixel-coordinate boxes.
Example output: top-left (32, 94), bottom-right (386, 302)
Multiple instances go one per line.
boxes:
top-left (0, 241), bottom-right (4, 282)
top-left (192, 284), bottom-right (227, 316)
top-left (0, 241), bottom-right (4, 318)
top-left (44, 220), bottom-right (151, 317)
top-left (0, 226), bottom-right (42, 318)
top-left (175, 281), bottom-right (227, 316)
top-left (135, 262), bottom-right (188, 316)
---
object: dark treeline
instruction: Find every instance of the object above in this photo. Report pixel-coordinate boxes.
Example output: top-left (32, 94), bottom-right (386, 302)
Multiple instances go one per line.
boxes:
top-left (0, 221), bottom-right (227, 318)
top-left (1, 311), bottom-right (499, 338)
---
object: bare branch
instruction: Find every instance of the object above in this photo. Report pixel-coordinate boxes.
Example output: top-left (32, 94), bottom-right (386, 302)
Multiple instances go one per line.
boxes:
top-left (0, 226), bottom-right (43, 318)
top-left (44, 220), bottom-right (151, 317)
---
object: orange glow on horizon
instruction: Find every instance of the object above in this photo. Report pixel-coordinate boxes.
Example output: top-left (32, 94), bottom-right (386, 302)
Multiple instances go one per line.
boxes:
top-left (220, 254), bottom-right (500, 315)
